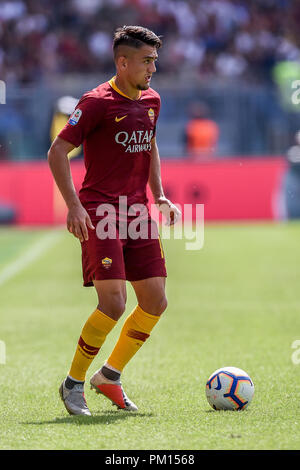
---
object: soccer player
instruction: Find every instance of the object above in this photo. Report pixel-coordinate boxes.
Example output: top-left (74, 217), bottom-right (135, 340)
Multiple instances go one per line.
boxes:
top-left (48, 25), bottom-right (180, 416)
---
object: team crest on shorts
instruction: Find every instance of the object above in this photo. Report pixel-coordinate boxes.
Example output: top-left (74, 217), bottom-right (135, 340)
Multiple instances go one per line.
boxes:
top-left (148, 108), bottom-right (155, 123)
top-left (69, 108), bottom-right (82, 125)
top-left (101, 257), bottom-right (112, 269)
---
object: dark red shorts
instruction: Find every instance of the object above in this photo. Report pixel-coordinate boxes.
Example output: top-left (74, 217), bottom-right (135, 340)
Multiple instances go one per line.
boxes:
top-left (81, 208), bottom-right (167, 286)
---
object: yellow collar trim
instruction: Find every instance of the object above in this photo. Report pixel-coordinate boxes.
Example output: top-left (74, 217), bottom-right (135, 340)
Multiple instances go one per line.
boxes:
top-left (108, 76), bottom-right (141, 101)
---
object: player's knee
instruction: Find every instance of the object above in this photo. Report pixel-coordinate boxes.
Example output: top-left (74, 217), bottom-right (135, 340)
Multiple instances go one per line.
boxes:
top-left (98, 291), bottom-right (126, 320)
top-left (156, 294), bottom-right (168, 315)
top-left (109, 292), bottom-right (127, 319)
top-left (145, 294), bottom-right (168, 316)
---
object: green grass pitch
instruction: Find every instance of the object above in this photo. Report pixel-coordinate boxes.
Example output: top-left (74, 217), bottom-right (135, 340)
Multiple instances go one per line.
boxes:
top-left (0, 222), bottom-right (300, 450)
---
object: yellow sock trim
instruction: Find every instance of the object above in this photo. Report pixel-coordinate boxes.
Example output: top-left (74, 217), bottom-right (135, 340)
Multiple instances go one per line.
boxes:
top-left (69, 309), bottom-right (117, 381)
top-left (107, 305), bottom-right (160, 372)
top-left (88, 309), bottom-right (117, 339)
top-left (131, 305), bottom-right (160, 332)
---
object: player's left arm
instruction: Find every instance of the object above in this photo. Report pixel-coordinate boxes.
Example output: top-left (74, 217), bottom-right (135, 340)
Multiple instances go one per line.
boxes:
top-left (149, 137), bottom-right (181, 226)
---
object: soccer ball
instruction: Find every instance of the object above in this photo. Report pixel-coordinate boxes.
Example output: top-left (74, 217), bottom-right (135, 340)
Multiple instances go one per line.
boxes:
top-left (205, 366), bottom-right (254, 411)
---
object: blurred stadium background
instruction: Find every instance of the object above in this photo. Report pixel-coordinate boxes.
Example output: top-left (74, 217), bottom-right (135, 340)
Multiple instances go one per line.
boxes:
top-left (2, 1), bottom-right (300, 451)
top-left (1, 0), bottom-right (300, 224)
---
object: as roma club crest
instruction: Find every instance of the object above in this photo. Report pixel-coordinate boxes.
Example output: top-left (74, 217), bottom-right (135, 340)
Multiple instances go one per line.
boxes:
top-left (148, 108), bottom-right (155, 124)
top-left (101, 257), bottom-right (112, 269)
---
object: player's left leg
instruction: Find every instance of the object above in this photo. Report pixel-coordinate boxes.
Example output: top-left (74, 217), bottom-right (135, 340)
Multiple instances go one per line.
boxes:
top-left (105, 276), bottom-right (167, 370)
top-left (90, 277), bottom-right (167, 409)
top-left (90, 221), bottom-right (167, 411)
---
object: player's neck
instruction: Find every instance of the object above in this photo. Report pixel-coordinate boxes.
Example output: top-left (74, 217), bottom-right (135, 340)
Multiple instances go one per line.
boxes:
top-left (114, 75), bottom-right (141, 101)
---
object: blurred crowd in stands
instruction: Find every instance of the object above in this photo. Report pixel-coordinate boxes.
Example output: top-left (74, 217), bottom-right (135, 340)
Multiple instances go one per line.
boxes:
top-left (0, 0), bottom-right (299, 85)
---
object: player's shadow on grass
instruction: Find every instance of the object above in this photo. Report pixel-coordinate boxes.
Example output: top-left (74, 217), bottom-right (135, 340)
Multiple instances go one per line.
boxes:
top-left (23, 410), bottom-right (154, 426)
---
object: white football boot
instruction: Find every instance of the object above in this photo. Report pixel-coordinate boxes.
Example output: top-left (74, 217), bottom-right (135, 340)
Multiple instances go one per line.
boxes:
top-left (59, 379), bottom-right (91, 416)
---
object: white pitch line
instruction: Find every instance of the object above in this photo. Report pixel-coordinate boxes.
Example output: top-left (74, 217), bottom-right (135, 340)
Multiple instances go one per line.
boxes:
top-left (0, 230), bottom-right (64, 287)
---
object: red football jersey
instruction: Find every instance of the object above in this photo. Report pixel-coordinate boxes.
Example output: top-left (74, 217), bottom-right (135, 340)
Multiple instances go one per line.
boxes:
top-left (58, 77), bottom-right (161, 208)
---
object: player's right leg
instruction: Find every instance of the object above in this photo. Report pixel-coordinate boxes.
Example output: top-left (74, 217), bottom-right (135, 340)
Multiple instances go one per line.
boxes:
top-left (59, 218), bottom-right (128, 416)
top-left (59, 279), bottom-right (126, 416)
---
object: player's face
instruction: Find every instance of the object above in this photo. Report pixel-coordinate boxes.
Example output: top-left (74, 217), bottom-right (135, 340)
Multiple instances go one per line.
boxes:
top-left (126, 45), bottom-right (158, 91)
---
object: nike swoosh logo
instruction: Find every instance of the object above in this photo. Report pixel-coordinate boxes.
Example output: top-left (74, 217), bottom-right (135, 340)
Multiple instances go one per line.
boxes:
top-left (214, 375), bottom-right (222, 390)
top-left (115, 115), bottom-right (128, 122)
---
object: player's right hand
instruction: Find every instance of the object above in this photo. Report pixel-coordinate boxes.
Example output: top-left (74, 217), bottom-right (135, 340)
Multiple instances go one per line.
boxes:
top-left (67, 204), bottom-right (95, 242)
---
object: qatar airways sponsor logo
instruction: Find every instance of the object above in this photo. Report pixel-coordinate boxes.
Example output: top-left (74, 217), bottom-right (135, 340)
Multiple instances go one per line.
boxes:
top-left (115, 129), bottom-right (153, 153)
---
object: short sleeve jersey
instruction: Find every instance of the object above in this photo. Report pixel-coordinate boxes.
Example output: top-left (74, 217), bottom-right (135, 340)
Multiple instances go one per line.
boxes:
top-left (58, 77), bottom-right (161, 208)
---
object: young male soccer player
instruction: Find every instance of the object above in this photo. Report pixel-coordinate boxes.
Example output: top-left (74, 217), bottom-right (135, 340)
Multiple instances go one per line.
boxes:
top-left (48, 25), bottom-right (180, 416)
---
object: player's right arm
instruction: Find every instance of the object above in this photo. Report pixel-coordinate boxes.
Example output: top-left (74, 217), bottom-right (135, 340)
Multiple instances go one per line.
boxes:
top-left (47, 136), bottom-right (95, 242)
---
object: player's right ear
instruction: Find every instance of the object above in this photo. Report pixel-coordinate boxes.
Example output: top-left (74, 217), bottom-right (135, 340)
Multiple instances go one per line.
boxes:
top-left (116, 55), bottom-right (128, 72)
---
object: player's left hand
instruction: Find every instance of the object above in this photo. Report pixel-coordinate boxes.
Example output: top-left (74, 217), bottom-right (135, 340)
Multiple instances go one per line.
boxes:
top-left (155, 197), bottom-right (181, 226)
